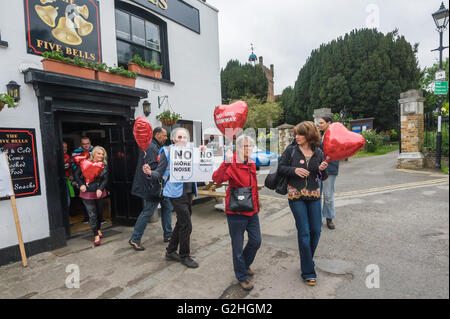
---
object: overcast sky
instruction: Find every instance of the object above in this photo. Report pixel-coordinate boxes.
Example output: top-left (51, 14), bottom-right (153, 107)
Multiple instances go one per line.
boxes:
top-left (206, 0), bottom-right (450, 95)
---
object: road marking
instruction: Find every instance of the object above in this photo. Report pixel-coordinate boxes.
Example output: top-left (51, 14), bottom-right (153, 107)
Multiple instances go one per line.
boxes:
top-left (397, 169), bottom-right (440, 175)
top-left (259, 178), bottom-right (449, 201)
top-left (335, 178), bottom-right (449, 197)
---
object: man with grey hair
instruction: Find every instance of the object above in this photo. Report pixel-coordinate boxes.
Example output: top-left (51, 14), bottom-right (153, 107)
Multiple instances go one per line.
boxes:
top-left (144, 126), bottom-right (205, 268)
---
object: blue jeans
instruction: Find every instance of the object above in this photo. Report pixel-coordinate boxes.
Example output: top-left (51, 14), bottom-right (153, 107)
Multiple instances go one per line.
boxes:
top-left (131, 197), bottom-right (173, 243)
top-left (227, 214), bottom-right (262, 282)
top-left (288, 199), bottom-right (322, 280)
top-left (321, 175), bottom-right (337, 220)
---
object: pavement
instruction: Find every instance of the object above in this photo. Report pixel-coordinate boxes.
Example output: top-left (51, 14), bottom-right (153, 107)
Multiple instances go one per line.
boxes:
top-left (0, 150), bottom-right (448, 299)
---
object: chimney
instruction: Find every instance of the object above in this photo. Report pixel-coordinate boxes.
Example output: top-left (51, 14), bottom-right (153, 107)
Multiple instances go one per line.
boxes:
top-left (259, 56), bottom-right (263, 65)
top-left (270, 64), bottom-right (274, 76)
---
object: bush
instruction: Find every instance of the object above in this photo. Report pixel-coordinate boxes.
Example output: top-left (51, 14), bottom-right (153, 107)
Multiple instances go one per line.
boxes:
top-left (389, 129), bottom-right (399, 141)
top-left (361, 129), bottom-right (390, 153)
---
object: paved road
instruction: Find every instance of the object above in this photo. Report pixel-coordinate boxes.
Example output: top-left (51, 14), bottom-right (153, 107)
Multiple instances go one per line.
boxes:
top-left (0, 151), bottom-right (448, 299)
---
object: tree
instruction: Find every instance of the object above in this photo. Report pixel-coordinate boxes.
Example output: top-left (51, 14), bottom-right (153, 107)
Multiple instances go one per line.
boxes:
top-left (245, 99), bottom-right (284, 130)
top-left (221, 60), bottom-right (268, 104)
top-left (278, 86), bottom-right (294, 124)
top-left (287, 28), bottom-right (421, 130)
top-left (421, 57), bottom-right (449, 114)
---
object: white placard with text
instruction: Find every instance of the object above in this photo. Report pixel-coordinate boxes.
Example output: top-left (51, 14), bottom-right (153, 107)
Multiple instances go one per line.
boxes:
top-left (170, 147), bottom-right (215, 182)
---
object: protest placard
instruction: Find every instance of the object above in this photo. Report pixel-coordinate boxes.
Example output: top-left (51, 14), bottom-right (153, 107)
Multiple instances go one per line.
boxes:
top-left (170, 147), bottom-right (215, 182)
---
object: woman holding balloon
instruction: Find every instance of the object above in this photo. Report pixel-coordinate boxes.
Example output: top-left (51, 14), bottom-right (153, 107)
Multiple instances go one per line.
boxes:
top-left (277, 121), bottom-right (328, 286)
top-left (74, 146), bottom-right (109, 247)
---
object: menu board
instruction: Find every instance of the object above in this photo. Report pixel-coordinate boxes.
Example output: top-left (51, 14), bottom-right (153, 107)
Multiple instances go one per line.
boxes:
top-left (0, 128), bottom-right (41, 199)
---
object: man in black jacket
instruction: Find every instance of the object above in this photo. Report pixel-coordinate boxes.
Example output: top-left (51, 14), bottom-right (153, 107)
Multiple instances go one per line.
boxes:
top-left (129, 127), bottom-right (173, 250)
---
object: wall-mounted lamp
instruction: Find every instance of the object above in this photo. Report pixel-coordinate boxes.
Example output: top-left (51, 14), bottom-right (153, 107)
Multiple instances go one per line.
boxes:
top-left (143, 100), bottom-right (151, 116)
top-left (6, 81), bottom-right (20, 102)
top-left (0, 31), bottom-right (8, 48)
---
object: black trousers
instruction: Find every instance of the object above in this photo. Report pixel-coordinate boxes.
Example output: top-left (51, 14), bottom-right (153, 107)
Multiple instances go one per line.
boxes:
top-left (82, 198), bottom-right (104, 237)
top-left (167, 193), bottom-right (193, 258)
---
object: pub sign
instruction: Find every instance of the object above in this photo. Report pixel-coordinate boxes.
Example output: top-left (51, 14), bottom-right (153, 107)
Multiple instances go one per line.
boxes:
top-left (24, 0), bottom-right (102, 62)
top-left (0, 128), bottom-right (41, 199)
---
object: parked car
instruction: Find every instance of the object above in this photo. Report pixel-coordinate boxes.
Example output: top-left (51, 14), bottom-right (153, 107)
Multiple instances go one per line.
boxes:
top-left (249, 147), bottom-right (280, 167)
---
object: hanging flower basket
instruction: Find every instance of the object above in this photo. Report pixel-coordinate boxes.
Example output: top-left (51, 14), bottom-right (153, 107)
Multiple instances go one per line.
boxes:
top-left (160, 118), bottom-right (179, 127)
top-left (156, 110), bottom-right (181, 127)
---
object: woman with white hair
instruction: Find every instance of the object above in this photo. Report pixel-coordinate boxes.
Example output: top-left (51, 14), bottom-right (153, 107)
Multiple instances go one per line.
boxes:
top-left (212, 135), bottom-right (261, 291)
top-left (144, 127), bottom-right (203, 268)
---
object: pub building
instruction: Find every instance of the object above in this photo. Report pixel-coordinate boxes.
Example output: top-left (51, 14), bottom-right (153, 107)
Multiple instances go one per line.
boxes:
top-left (0, 0), bottom-right (221, 265)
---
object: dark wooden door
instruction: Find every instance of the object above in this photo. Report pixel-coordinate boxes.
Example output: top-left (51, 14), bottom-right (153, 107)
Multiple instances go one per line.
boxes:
top-left (105, 121), bottom-right (142, 226)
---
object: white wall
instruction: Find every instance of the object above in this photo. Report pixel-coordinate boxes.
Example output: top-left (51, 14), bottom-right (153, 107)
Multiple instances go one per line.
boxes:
top-left (0, 0), bottom-right (221, 250)
top-left (0, 1), bottom-right (50, 249)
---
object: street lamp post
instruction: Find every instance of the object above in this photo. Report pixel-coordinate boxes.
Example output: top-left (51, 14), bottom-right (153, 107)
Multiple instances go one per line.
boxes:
top-left (431, 2), bottom-right (449, 169)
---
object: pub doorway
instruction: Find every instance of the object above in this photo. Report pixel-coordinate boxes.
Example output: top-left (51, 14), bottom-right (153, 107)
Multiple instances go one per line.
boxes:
top-left (57, 112), bottom-right (142, 237)
top-left (61, 120), bottom-right (112, 235)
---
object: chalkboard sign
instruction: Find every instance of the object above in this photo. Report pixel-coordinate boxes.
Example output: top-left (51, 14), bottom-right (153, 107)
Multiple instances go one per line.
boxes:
top-left (0, 128), bottom-right (41, 199)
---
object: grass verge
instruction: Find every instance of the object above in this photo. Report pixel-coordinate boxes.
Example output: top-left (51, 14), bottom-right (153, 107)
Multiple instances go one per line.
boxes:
top-left (352, 143), bottom-right (399, 158)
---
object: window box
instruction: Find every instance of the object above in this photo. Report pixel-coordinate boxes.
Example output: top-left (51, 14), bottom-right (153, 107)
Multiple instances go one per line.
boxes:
top-left (41, 58), bottom-right (96, 80)
top-left (128, 62), bottom-right (162, 79)
top-left (95, 70), bottom-right (136, 87)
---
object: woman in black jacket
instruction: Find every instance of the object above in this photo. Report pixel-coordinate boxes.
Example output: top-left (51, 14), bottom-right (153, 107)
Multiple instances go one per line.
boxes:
top-left (74, 146), bottom-right (109, 246)
top-left (278, 121), bottom-right (328, 286)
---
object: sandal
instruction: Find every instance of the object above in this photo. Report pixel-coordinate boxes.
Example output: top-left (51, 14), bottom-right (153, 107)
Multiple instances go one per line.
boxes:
top-left (304, 279), bottom-right (316, 286)
top-left (129, 239), bottom-right (145, 251)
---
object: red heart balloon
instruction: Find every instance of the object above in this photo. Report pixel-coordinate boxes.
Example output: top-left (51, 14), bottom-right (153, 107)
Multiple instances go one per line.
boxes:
top-left (323, 123), bottom-right (365, 161)
top-left (72, 151), bottom-right (90, 166)
top-left (133, 117), bottom-right (153, 153)
top-left (80, 159), bottom-right (105, 184)
top-left (64, 153), bottom-right (71, 165)
top-left (214, 101), bottom-right (248, 140)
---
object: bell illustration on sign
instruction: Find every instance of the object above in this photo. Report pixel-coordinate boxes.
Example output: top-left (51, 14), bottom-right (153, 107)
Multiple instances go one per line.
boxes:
top-left (35, 3), bottom-right (93, 46)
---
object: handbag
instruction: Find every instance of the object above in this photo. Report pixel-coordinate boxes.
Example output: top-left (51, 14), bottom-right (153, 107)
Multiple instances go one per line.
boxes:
top-left (264, 146), bottom-right (296, 195)
top-left (228, 165), bottom-right (254, 212)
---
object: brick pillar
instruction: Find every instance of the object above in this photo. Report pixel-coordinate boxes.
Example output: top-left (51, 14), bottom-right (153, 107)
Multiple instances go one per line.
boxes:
top-left (397, 90), bottom-right (425, 169)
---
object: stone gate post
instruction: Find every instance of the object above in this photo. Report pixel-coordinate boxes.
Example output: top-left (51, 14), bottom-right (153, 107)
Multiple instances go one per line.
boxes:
top-left (397, 90), bottom-right (425, 169)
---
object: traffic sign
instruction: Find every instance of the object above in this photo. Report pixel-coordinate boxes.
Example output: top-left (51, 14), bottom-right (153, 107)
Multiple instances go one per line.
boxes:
top-left (435, 70), bottom-right (446, 81)
top-left (434, 81), bottom-right (448, 95)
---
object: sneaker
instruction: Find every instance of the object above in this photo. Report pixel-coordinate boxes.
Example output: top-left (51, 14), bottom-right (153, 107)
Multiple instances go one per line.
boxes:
top-left (326, 219), bottom-right (335, 230)
top-left (247, 268), bottom-right (255, 277)
top-left (100, 219), bottom-right (107, 225)
top-left (181, 256), bottom-right (199, 268)
top-left (165, 251), bottom-right (181, 262)
top-left (129, 239), bottom-right (145, 251)
top-left (239, 279), bottom-right (254, 291)
top-left (82, 218), bottom-right (89, 224)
